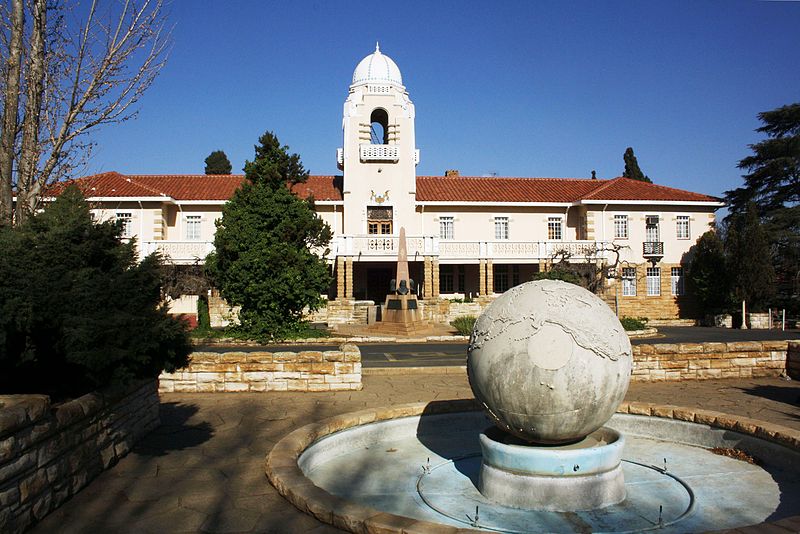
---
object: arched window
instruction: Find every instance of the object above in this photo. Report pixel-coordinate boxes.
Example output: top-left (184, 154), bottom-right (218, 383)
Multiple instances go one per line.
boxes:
top-left (370, 109), bottom-right (389, 144)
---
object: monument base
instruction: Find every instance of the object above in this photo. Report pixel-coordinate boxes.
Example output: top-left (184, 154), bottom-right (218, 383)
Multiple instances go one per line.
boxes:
top-left (382, 294), bottom-right (421, 323)
top-left (477, 426), bottom-right (626, 511)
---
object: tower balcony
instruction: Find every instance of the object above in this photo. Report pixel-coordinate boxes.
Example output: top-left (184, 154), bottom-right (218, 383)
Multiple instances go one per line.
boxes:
top-left (359, 144), bottom-right (399, 162)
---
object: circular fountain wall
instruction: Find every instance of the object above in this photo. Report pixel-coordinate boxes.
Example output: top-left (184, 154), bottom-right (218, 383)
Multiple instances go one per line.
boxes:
top-left (268, 402), bottom-right (800, 533)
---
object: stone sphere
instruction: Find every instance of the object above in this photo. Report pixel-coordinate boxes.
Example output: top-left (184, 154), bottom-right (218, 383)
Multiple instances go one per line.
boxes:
top-left (467, 280), bottom-right (632, 444)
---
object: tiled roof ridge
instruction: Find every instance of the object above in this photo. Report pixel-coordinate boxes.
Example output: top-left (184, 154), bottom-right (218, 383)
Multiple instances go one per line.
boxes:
top-left (417, 175), bottom-right (609, 182)
top-left (582, 176), bottom-right (623, 198)
top-left (583, 176), bottom-right (720, 201)
top-left (122, 175), bottom-right (173, 198)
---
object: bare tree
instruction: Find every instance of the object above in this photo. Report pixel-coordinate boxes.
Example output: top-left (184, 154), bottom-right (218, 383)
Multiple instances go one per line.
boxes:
top-left (0, 0), bottom-right (171, 226)
top-left (542, 242), bottom-right (628, 295)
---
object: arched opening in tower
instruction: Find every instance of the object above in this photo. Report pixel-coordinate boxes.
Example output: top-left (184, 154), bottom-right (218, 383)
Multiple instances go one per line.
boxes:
top-left (370, 108), bottom-right (389, 145)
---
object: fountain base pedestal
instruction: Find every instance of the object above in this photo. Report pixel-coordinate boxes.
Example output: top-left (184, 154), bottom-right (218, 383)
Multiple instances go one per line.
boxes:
top-left (477, 426), bottom-right (626, 511)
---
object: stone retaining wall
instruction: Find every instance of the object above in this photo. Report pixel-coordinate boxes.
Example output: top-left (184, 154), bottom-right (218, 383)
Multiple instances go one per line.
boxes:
top-left (632, 340), bottom-right (789, 381)
top-left (158, 343), bottom-right (362, 393)
top-left (0, 380), bottom-right (159, 534)
top-left (787, 341), bottom-right (800, 380)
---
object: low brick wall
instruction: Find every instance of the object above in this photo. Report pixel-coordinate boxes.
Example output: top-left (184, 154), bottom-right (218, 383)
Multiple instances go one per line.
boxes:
top-left (0, 380), bottom-right (159, 534)
top-left (787, 341), bottom-right (800, 380)
top-left (159, 343), bottom-right (362, 393)
top-left (632, 341), bottom-right (790, 381)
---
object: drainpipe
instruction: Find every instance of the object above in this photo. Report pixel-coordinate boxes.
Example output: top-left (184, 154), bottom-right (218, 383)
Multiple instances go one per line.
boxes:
top-left (137, 200), bottom-right (144, 258)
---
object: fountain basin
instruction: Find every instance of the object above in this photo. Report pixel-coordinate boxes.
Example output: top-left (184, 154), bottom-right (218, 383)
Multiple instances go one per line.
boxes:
top-left (266, 400), bottom-right (800, 533)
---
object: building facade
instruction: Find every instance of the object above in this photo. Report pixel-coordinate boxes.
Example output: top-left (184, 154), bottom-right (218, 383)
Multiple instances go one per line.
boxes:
top-left (62, 46), bottom-right (723, 323)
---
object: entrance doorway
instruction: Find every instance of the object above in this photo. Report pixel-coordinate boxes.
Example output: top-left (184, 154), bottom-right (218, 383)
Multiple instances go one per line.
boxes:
top-left (365, 267), bottom-right (392, 303)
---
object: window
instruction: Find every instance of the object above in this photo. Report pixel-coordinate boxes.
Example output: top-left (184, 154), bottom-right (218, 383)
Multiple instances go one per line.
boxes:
top-left (440, 265), bottom-right (454, 293)
top-left (367, 206), bottom-right (392, 235)
top-left (676, 216), bottom-right (690, 240)
top-left (614, 215), bottom-right (628, 239)
top-left (185, 215), bottom-right (201, 241)
top-left (671, 267), bottom-right (685, 296)
top-left (495, 217), bottom-right (509, 240)
top-left (439, 216), bottom-right (454, 240)
top-left (645, 215), bottom-right (660, 242)
top-left (494, 265), bottom-right (509, 293)
top-left (457, 266), bottom-right (465, 293)
top-left (547, 217), bottom-right (563, 240)
top-left (512, 265), bottom-right (520, 287)
top-left (646, 267), bottom-right (661, 296)
top-left (116, 212), bottom-right (132, 238)
top-left (622, 267), bottom-right (637, 296)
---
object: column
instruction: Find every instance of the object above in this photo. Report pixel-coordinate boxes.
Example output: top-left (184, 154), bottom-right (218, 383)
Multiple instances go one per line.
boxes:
top-left (423, 257), bottom-right (432, 298)
top-left (432, 258), bottom-right (440, 297)
top-left (345, 257), bottom-right (354, 299)
top-left (486, 259), bottom-right (494, 295)
top-left (479, 259), bottom-right (486, 296)
top-left (336, 257), bottom-right (346, 300)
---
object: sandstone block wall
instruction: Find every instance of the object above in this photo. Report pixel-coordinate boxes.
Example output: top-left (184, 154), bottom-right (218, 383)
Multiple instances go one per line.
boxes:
top-left (787, 341), bottom-right (800, 380)
top-left (632, 341), bottom-right (789, 381)
top-left (159, 344), bottom-right (362, 393)
top-left (0, 380), bottom-right (159, 534)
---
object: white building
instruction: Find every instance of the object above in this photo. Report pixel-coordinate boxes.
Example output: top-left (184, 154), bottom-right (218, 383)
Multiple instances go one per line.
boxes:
top-left (62, 45), bottom-right (723, 323)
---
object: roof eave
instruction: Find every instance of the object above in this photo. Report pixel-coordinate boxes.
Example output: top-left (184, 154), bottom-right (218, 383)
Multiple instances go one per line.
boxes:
top-left (580, 199), bottom-right (724, 207)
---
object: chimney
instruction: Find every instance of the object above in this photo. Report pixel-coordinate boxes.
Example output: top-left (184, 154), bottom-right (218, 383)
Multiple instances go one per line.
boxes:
top-left (444, 169), bottom-right (460, 177)
top-left (591, 170), bottom-right (596, 180)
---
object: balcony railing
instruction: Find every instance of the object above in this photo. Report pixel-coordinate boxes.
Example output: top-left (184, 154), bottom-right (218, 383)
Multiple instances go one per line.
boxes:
top-left (332, 236), bottom-right (611, 261)
top-left (642, 241), bottom-right (664, 257)
top-left (140, 240), bottom-right (214, 264)
top-left (359, 144), bottom-right (399, 162)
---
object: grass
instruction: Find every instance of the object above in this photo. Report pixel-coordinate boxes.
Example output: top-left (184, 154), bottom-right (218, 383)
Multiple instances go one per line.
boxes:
top-left (451, 315), bottom-right (477, 336)
top-left (620, 316), bottom-right (649, 331)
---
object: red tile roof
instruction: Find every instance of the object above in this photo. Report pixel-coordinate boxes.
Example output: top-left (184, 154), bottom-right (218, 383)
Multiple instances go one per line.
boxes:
top-left (56, 173), bottom-right (718, 204)
top-left (580, 177), bottom-right (719, 202)
top-left (416, 176), bottom-right (601, 203)
top-left (54, 172), bottom-right (344, 202)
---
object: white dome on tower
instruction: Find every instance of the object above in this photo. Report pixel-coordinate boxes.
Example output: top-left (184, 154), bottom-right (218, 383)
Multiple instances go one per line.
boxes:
top-left (352, 43), bottom-right (403, 87)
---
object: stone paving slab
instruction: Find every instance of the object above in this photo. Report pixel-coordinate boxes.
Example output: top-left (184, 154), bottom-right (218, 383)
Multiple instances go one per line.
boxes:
top-left (30, 375), bottom-right (800, 534)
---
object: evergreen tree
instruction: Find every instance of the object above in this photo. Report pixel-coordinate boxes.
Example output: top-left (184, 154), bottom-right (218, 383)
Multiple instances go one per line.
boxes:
top-left (622, 147), bottom-right (652, 183)
top-left (724, 202), bottom-right (776, 313)
top-left (0, 186), bottom-right (190, 396)
top-left (725, 102), bottom-right (800, 312)
top-left (204, 150), bottom-right (233, 174)
top-left (686, 230), bottom-right (731, 315)
top-left (205, 132), bottom-right (332, 339)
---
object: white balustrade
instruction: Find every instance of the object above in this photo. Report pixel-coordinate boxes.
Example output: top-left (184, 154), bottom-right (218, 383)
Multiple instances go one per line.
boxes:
top-left (140, 241), bottom-right (215, 264)
top-left (359, 144), bottom-right (399, 162)
top-left (331, 237), bottom-right (610, 262)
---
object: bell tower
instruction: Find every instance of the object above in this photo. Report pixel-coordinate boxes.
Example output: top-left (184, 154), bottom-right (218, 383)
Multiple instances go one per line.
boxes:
top-left (337, 44), bottom-right (420, 236)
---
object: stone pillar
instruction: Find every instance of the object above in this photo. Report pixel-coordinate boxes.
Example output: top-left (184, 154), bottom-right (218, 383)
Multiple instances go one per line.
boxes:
top-left (432, 258), bottom-right (440, 297)
top-left (423, 257), bottom-right (432, 298)
top-left (345, 257), bottom-right (354, 299)
top-left (486, 260), bottom-right (494, 295)
top-left (336, 257), bottom-right (346, 300)
top-left (479, 259), bottom-right (486, 296)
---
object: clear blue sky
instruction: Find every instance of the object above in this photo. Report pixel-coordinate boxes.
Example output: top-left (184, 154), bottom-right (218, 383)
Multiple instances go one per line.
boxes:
top-left (84, 0), bottom-right (800, 200)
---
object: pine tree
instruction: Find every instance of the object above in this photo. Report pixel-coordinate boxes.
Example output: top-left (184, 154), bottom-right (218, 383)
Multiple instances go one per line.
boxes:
top-left (205, 132), bottom-right (332, 339)
top-left (0, 186), bottom-right (190, 396)
top-left (724, 203), bottom-right (776, 313)
top-left (622, 147), bottom-right (652, 183)
top-left (725, 102), bottom-right (799, 312)
top-left (204, 150), bottom-right (233, 174)
top-left (686, 230), bottom-right (730, 315)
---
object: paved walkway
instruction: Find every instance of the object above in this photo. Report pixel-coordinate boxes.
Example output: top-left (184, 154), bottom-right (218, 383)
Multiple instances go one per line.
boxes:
top-left (32, 375), bottom-right (800, 534)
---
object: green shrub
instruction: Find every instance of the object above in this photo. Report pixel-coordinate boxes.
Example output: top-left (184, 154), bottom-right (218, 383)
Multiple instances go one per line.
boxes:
top-left (620, 316), bottom-right (648, 331)
top-left (0, 187), bottom-right (191, 397)
top-left (451, 315), bottom-right (477, 336)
